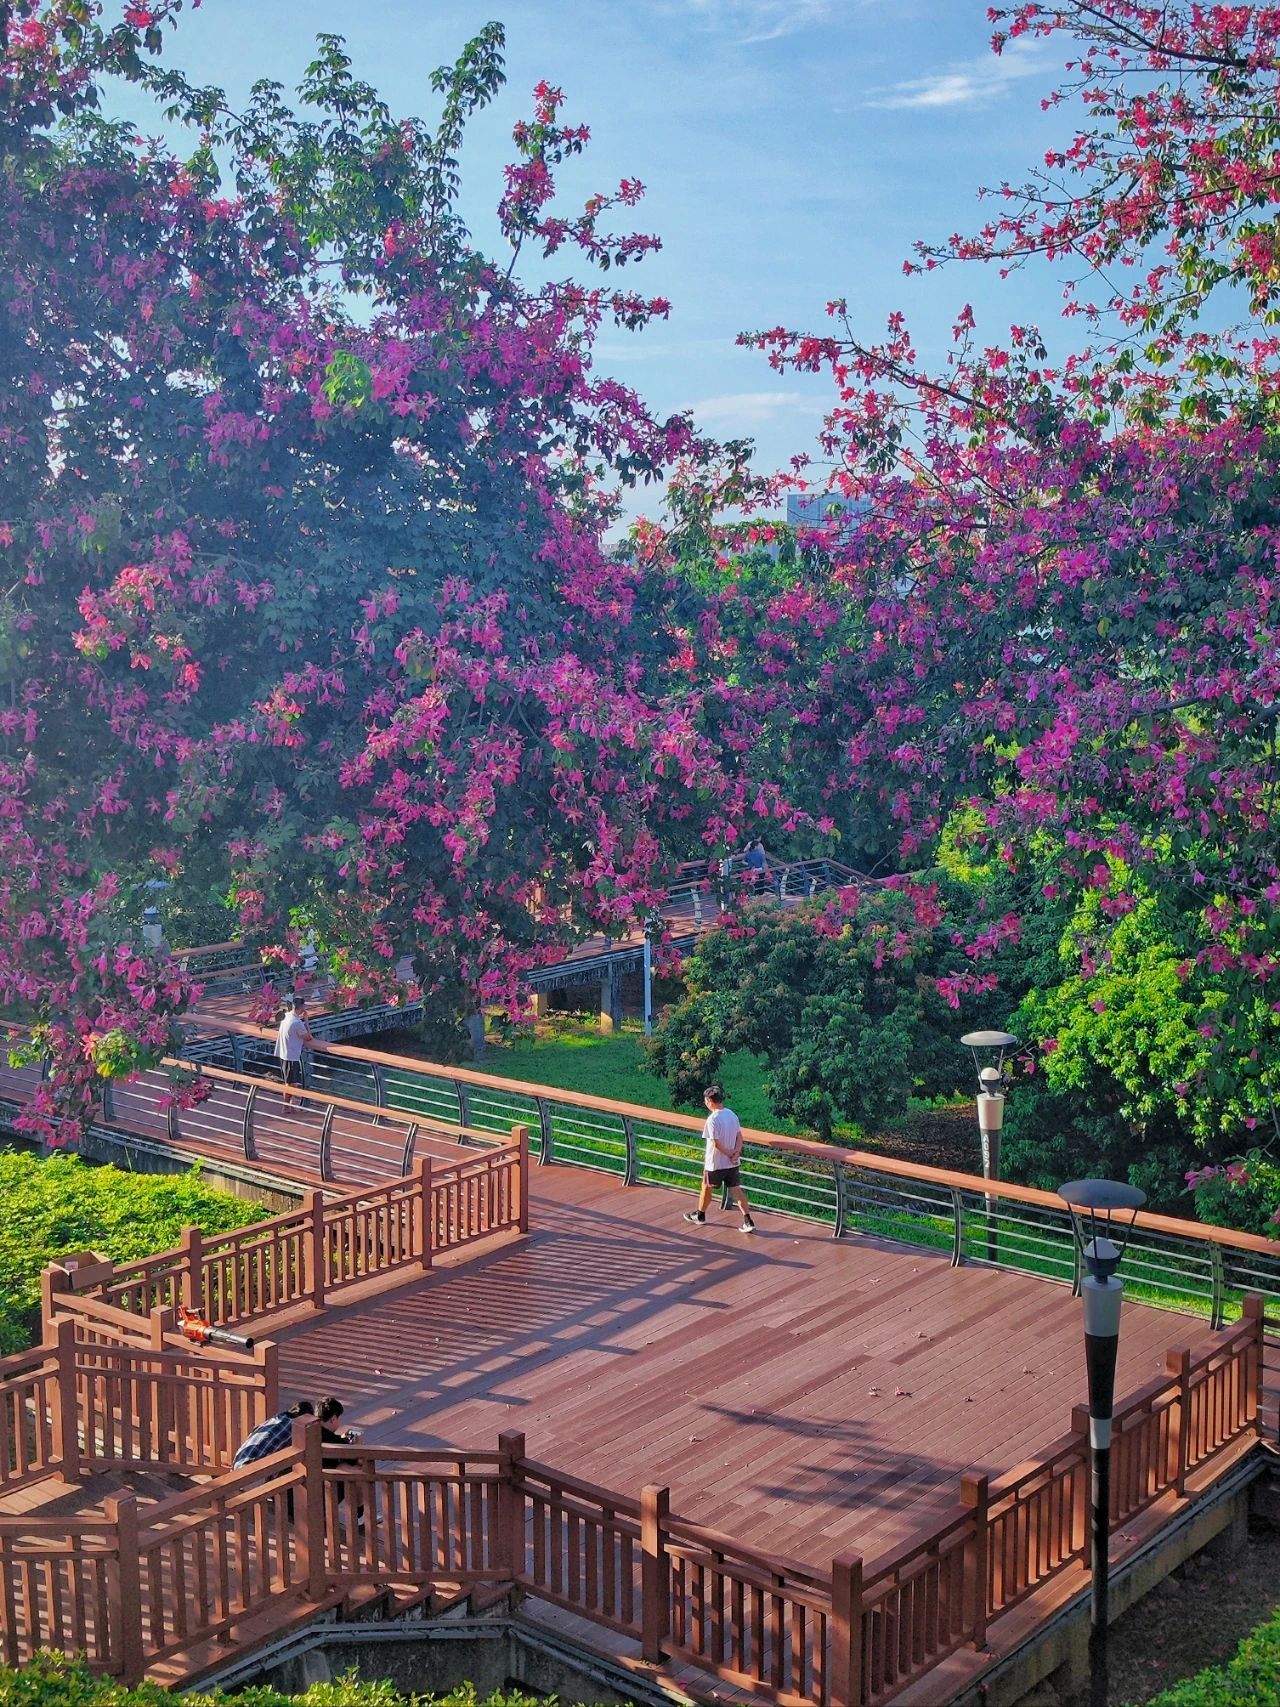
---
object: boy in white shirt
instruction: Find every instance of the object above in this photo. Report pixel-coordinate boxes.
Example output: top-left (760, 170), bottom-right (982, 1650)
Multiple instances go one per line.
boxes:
top-left (275, 998), bottom-right (315, 1101)
top-left (684, 1084), bottom-right (756, 1234)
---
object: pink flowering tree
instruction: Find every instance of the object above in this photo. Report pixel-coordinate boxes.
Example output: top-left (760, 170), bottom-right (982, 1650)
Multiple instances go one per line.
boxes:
top-left (637, 3), bottom-right (1280, 1205)
top-left (1, 0), bottom-right (815, 1125)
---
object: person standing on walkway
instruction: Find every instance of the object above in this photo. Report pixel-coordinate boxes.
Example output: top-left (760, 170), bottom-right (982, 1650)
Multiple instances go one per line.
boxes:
top-left (275, 997), bottom-right (315, 1101)
top-left (743, 838), bottom-right (769, 894)
top-left (684, 1085), bottom-right (755, 1233)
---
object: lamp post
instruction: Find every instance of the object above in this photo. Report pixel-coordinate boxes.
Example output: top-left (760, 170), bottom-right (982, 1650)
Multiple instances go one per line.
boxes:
top-left (960, 1029), bottom-right (1018, 1260)
top-left (141, 879), bottom-right (170, 951)
top-left (1057, 1177), bottom-right (1147, 1707)
top-left (642, 928), bottom-right (654, 1037)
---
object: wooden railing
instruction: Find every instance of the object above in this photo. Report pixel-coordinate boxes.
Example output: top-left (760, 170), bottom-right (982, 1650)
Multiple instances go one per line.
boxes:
top-left (2, 1304), bottom-right (1263, 1700)
top-left (0, 1513), bottom-right (121, 1671)
top-left (70, 1327), bottom-right (276, 1478)
top-left (0, 1132), bottom-right (525, 1501)
top-left (173, 940), bottom-right (260, 972)
top-left (845, 1302), bottom-right (1265, 1705)
top-left (0, 1306), bottom-right (275, 1498)
top-left (663, 1507), bottom-right (833, 1706)
top-left (514, 1456), bottom-right (644, 1639)
top-left (40, 1129), bottom-right (527, 1338)
top-left (0, 1344), bottom-right (61, 1497)
top-left (170, 1023), bottom-right (1280, 1433)
top-left (26, 1294), bottom-right (276, 1477)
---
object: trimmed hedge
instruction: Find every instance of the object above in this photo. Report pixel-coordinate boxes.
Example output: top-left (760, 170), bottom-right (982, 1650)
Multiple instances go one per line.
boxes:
top-left (0, 1656), bottom-right (600, 1707)
top-left (1131, 1602), bottom-right (1280, 1706)
top-left (0, 1149), bottom-right (265, 1354)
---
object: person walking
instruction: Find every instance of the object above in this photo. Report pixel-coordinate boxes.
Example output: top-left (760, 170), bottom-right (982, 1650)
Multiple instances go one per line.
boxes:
top-left (275, 997), bottom-right (315, 1101)
top-left (684, 1085), bottom-right (755, 1234)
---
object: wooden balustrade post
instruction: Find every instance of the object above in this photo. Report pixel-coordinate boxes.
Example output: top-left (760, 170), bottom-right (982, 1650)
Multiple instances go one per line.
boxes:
top-left (830, 1550), bottom-right (864, 1707)
top-left (1165, 1348), bottom-right (1192, 1496)
top-left (180, 1225), bottom-right (204, 1313)
top-left (105, 1494), bottom-right (145, 1685)
top-left (512, 1124), bottom-right (531, 1233)
top-left (52, 1316), bottom-right (82, 1484)
top-left (1241, 1293), bottom-right (1264, 1432)
top-left (293, 1418), bottom-right (327, 1601)
top-left (256, 1338), bottom-right (279, 1425)
top-left (150, 1307), bottom-right (177, 1467)
top-left (305, 1189), bottom-right (327, 1311)
top-left (1070, 1404), bottom-right (1091, 1559)
top-left (416, 1152), bottom-right (434, 1270)
top-left (40, 1262), bottom-right (75, 1339)
top-left (960, 1473), bottom-right (989, 1644)
top-left (640, 1483), bottom-right (670, 1663)
top-left (497, 1429), bottom-right (527, 1585)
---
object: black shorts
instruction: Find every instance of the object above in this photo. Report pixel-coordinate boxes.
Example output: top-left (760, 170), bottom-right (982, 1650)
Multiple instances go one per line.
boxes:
top-left (706, 1166), bottom-right (741, 1187)
top-left (279, 1059), bottom-right (303, 1087)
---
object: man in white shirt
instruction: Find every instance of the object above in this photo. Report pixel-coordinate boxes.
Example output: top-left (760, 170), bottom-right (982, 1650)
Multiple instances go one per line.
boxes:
top-left (274, 998), bottom-right (315, 1101)
top-left (683, 1084), bottom-right (756, 1234)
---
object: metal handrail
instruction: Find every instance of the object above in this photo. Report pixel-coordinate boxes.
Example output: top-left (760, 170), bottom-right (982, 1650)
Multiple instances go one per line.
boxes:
top-left (168, 1022), bottom-right (1280, 1376)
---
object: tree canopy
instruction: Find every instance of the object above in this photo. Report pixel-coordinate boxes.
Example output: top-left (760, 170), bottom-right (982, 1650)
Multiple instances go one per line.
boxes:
top-left (0, 0), bottom-right (792, 1139)
top-left (641, 2), bottom-right (1280, 1217)
top-left (3, 0), bottom-right (1280, 1230)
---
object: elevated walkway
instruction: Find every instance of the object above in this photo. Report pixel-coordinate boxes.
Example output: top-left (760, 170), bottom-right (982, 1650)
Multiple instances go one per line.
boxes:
top-left (178, 856), bottom-right (873, 1035)
top-left (1, 1038), bottom-right (1277, 1704)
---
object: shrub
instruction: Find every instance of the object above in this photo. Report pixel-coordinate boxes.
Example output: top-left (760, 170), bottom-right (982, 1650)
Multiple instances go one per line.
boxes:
top-left (1130, 1601), bottom-right (1280, 1706)
top-left (645, 893), bottom-right (961, 1141)
top-left (0, 1655), bottom-right (595, 1707)
top-left (1185, 1150), bottom-right (1280, 1239)
top-left (0, 1150), bottom-right (265, 1354)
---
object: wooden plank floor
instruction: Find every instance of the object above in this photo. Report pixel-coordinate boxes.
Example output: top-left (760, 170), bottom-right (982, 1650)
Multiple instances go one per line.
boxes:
top-left (274, 1165), bottom-right (1226, 1570)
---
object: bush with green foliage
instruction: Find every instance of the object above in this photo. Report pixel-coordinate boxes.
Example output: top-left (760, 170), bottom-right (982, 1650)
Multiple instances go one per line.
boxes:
top-left (996, 878), bottom-right (1280, 1216)
top-left (1128, 1600), bottom-right (1280, 1707)
top-left (0, 1151), bottom-right (265, 1354)
top-left (929, 817), bottom-right (1280, 1218)
top-left (645, 892), bottom-right (963, 1140)
top-left (0, 1657), bottom-right (583, 1707)
top-left (1186, 1151), bottom-right (1280, 1239)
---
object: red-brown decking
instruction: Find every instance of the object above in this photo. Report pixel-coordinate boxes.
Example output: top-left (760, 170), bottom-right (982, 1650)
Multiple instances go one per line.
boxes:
top-left (274, 1164), bottom-right (1225, 1571)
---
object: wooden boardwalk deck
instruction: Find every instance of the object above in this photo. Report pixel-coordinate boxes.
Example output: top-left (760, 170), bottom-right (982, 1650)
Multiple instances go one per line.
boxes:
top-left (273, 1164), bottom-right (1225, 1571)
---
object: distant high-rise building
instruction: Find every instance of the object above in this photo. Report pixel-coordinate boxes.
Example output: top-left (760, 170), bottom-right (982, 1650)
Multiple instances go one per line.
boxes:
top-left (785, 493), bottom-right (867, 538)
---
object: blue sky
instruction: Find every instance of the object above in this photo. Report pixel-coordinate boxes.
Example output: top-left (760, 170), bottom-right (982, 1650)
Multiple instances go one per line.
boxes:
top-left (142, 0), bottom-right (1075, 510)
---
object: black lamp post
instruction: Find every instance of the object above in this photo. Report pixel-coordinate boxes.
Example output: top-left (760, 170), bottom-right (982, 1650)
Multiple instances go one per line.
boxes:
top-left (960, 1030), bottom-right (1018, 1260)
top-left (1057, 1177), bottom-right (1147, 1707)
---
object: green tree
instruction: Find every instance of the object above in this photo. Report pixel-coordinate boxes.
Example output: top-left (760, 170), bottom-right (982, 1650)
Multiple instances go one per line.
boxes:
top-left (645, 891), bottom-right (961, 1140)
top-left (999, 885), bottom-right (1280, 1211)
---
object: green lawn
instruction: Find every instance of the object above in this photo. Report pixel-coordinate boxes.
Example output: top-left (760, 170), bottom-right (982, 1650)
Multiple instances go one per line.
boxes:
top-left (479, 1019), bottom-right (798, 1133)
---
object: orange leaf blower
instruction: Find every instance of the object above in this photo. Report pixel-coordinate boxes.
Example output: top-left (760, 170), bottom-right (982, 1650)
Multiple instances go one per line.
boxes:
top-left (176, 1305), bottom-right (255, 1352)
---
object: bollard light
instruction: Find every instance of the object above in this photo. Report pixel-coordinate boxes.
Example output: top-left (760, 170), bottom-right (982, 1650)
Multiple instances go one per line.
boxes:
top-left (959, 1029), bottom-right (1018, 1182)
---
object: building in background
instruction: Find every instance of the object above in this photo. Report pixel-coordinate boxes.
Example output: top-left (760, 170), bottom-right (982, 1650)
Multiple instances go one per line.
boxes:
top-left (785, 493), bottom-right (868, 537)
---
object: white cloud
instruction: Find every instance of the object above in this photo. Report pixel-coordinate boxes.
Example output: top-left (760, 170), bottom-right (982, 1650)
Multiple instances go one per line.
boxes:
top-left (866, 36), bottom-right (1053, 110)
top-left (681, 0), bottom-right (843, 47)
top-left (685, 389), bottom-right (812, 426)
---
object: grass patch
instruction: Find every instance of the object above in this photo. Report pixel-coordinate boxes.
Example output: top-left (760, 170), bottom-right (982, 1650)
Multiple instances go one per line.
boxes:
top-left (480, 1017), bottom-right (806, 1134)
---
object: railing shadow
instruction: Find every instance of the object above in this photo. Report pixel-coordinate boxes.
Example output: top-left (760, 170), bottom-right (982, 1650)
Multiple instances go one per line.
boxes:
top-left (273, 1195), bottom-right (807, 1430)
